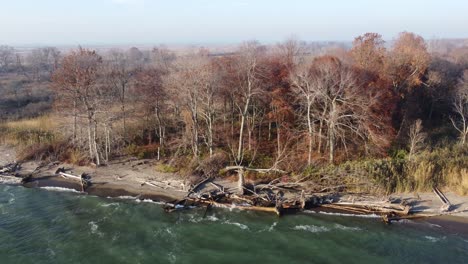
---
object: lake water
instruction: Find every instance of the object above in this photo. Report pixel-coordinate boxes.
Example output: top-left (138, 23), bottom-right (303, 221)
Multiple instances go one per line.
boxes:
top-left (0, 185), bottom-right (467, 264)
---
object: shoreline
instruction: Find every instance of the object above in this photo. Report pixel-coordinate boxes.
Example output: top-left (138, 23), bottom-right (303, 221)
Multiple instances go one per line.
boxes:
top-left (1, 144), bottom-right (468, 226)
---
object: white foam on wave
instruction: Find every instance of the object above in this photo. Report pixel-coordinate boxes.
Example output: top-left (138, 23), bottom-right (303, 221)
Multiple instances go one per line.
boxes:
top-left (224, 220), bottom-right (249, 230)
top-left (334, 224), bottom-right (361, 231)
top-left (115, 195), bottom-right (138, 200)
top-left (425, 236), bottom-right (445, 243)
top-left (167, 252), bottom-right (177, 264)
top-left (40, 187), bottom-right (81, 193)
top-left (88, 221), bottom-right (104, 237)
top-left (100, 202), bottom-right (120, 208)
top-left (139, 199), bottom-right (165, 205)
top-left (206, 215), bottom-right (220, 222)
top-left (293, 225), bottom-right (330, 233)
top-left (268, 222), bottom-right (277, 232)
top-left (304, 210), bottom-right (380, 218)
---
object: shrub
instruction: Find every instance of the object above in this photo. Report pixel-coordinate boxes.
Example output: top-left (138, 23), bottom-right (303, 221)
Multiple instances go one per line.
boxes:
top-left (196, 152), bottom-right (229, 178)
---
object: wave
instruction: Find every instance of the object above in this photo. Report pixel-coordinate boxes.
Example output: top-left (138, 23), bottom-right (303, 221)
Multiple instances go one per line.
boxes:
top-left (425, 236), bottom-right (446, 243)
top-left (100, 202), bottom-right (120, 208)
top-left (268, 222), bottom-right (277, 232)
top-left (40, 187), bottom-right (81, 193)
top-left (293, 225), bottom-right (330, 233)
top-left (114, 195), bottom-right (138, 200)
top-left (139, 199), bottom-right (165, 205)
top-left (224, 220), bottom-right (249, 230)
top-left (334, 224), bottom-right (361, 231)
top-left (206, 215), bottom-right (220, 222)
top-left (304, 210), bottom-right (380, 218)
top-left (88, 221), bottom-right (104, 237)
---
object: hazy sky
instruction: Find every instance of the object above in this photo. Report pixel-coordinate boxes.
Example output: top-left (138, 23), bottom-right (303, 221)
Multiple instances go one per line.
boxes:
top-left (1, 0), bottom-right (467, 46)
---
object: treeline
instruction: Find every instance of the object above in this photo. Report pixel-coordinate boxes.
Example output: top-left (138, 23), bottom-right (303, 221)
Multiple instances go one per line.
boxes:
top-left (2, 33), bottom-right (468, 175)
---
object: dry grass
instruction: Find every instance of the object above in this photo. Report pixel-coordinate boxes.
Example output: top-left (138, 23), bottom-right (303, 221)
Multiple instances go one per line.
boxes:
top-left (0, 115), bottom-right (59, 146)
top-left (304, 144), bottom-right (468, 196)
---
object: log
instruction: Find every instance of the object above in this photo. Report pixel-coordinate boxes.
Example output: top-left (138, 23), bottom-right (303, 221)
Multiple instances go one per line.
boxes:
top-left (432, 186), bottom-right (452, 211)
top-left (383, 207), bottom-right (468, 224)
top-left (224, 166), bottom-right (287, 174)
top-left (58, 172), bottom-right (85, 192)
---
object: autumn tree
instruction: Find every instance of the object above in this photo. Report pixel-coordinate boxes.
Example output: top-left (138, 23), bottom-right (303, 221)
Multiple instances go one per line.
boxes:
top-left (134, 67), bottom-right (167, 159)
top-left (386, 32), bottom-right (431, 94)
top-left (385, 32), bottom-right (431, 140)
top-left (52, 48), bottom-right (103, 165)
top-left (229, 42), bottom-right (265, 164)
top-left (106, 50), bottom-right (137, 142)
top-left (351, 33), bottom-right (386, 74)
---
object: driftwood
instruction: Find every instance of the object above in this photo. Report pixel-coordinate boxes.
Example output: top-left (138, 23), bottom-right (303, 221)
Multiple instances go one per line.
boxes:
top-left (433, 186), bottom-right (452, 212)
top-left (0, 162), bottom-right (20, 175)
top-left (382, 207), bottom-right (468, 223)
top-left (224, 166), bottom-right (287, 174)
top-left (57, 171), bottom-right (89, 192)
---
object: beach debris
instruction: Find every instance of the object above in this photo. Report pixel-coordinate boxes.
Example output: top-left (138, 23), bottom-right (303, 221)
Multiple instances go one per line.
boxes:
top-left (0, 162), bottom-right (20, 175)
top-left (432, 186), bottom-right (452, 212)
top-left (55, 168), bottom-right (91, 192)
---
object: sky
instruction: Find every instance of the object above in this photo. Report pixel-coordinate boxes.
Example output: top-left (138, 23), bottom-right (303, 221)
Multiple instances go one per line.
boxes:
top-left (1, 0), bottom-right (467, 46)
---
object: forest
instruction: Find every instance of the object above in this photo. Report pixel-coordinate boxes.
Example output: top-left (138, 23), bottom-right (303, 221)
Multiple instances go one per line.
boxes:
top-left (1, 32), bottom-right (467, 195)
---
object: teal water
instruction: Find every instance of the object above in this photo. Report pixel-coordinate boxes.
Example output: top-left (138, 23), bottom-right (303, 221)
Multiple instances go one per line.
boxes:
top-left (0, 185), bottom-right (467, 264)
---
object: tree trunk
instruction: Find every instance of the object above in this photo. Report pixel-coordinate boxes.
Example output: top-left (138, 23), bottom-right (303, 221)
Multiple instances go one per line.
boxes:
top-left (93, 119), bottom-right (100, 166)
top-left (306, 100), bottom-right (313, 165)
top-left (237, 168), bottom-right (245, 195)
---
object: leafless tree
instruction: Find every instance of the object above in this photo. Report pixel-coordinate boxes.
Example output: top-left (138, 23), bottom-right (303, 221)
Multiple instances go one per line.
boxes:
top-left (450, 72), bottom-right (468, 145)
top-left (27, 47), bottom-right (60, 80)
top-left (289, 59), bottom-right (317, 166)
top-left (230, 41), bottom-right (265, 164)
top-left (0, 45), bottom-right (15, 72)
top-left (52, 48), bottom-right (103, 165)
top-left (408, 119), bottom-right (426, 158)
top-left (106, 50), bottom-right (136, 142)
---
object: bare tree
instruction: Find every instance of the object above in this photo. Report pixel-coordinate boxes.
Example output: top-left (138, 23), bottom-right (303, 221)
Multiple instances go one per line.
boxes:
top-left (0, 45), bottom-right (15, 72)
top-left (27, 47), bottom-right (61, 81)
top-left (231, 41), bottom-right (265, 164)
top-left (408, 119), bottom-right (426, 158)
top-left (52, 48), bottom-right (103, 165)
top-left (134, 67), bottom-right (167, 159)
top-left (303, 56), bottom-right (381, 163)
top-left (290, 59), bottom-right (317, 165)
top-left (106, 50), bottom-right (136, 142)
top-left (450, 72), bottom-right (468, 145)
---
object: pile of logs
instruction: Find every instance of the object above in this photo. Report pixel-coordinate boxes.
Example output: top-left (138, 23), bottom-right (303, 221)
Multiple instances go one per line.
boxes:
top-left (0, 162), bottom-right (20, 175)
top-left (163, 173), bottom-right (414, 220)
top-left (0, 162), bottom-right (23, 185)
